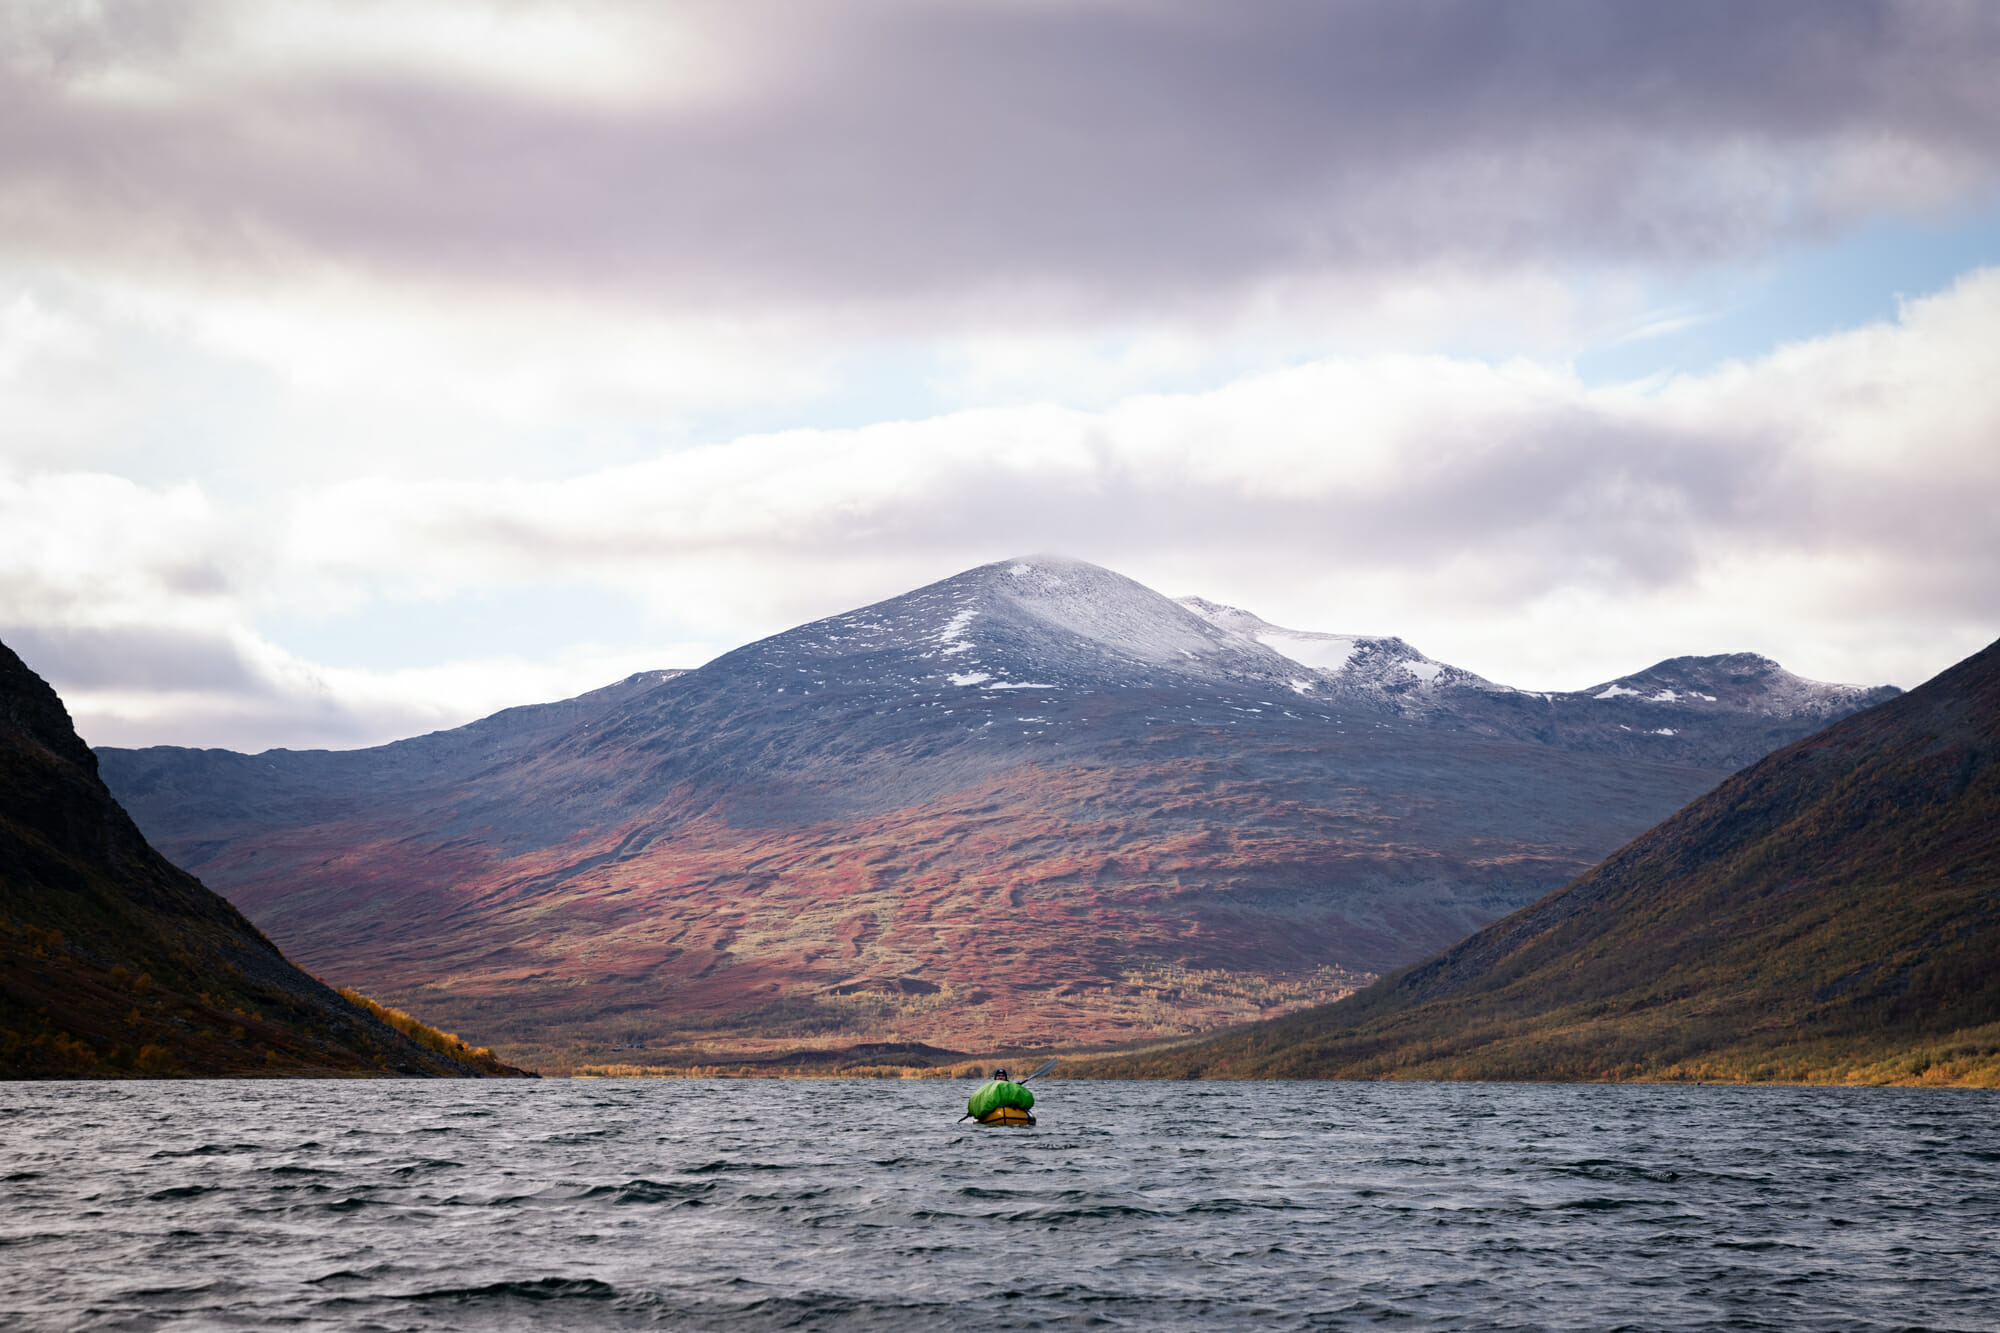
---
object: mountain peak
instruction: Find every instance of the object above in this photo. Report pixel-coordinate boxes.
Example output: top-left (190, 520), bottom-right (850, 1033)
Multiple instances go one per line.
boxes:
top-left (972, 557), bottom-right (1251, 667)
top-left (1582, 653), bottom-right (1900, 716)
top-left (711, 555), bottom-right (1304, 699)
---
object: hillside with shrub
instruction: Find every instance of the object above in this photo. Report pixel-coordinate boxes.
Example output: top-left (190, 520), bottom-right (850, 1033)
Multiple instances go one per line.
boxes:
top-left (1075, 636), bottom-right (2000, 1086)
top-left (0, 638), bottom-right (530, 1079)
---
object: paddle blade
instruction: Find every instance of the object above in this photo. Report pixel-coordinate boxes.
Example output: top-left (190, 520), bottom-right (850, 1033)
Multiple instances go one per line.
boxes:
top-left (1021, 1056), bottom-right (1058, 1083)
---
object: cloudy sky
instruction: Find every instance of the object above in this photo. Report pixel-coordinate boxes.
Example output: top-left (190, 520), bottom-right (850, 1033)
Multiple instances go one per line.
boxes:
top-left (4, 0), bottom-right (1998, 751)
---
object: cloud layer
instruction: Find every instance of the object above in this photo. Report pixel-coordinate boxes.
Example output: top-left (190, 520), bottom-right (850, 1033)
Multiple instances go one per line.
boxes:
top-left (6, 0), bottom-right (2000, 317)
top-left (7, 268), bottom-right (1996, 750)
top-left (3, 1), bottom-right (1997, 750)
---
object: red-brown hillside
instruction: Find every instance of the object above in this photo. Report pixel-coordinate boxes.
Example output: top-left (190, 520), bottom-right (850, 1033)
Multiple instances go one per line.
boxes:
top-left (98, 558), bottom-right (1893, 1066)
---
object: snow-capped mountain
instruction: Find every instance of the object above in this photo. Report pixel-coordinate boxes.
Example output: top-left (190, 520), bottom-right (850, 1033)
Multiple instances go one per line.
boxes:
top-left (688, 553), bottom-right (1308, 699)
top-left (1178, 597), bottom-right (1500, 700)
top-left (1173, 591), bottom-right (1900, 773)
top-left (565, 555), bottom-right (1885, 779)
top-left (93, 556), bottom-right (1900, 1062)
top-left (1178, 594), bottom-right (1895, 734)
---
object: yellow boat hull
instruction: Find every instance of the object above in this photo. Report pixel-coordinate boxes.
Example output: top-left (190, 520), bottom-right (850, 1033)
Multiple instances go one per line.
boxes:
top-left (975, 1106), bottom-right (1036, 1126)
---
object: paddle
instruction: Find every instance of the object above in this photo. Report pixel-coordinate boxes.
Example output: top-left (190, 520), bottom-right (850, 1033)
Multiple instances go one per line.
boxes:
top-left (957, 1057), bottom-right (1058, 1121)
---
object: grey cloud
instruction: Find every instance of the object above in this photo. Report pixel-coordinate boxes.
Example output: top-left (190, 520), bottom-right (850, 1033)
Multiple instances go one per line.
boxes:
top-left (0, 0), bottom-right (208, 78)
top-left (4, 0), bottom-right (1998, 314)
top-left (675, 408), bottom-right (1991, 625)
top-left (0, 622), bottom-right (272, 694)
top-left (0, 622), bottom-right (439, 751)
top-left (74, 692), bottom-right (406, 753)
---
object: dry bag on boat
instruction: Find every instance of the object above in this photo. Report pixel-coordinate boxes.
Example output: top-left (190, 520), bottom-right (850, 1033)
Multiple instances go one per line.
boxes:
top-left (967, 1079), bottom-right (1034, 1120)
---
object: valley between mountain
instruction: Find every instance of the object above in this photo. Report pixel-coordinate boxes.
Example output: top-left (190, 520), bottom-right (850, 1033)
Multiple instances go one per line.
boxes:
top-left (92, 557), bottom-right (1900, 1072)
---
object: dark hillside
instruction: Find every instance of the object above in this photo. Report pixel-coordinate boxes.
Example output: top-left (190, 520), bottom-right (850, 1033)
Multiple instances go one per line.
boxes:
top-left (1076, 636), bottom-right (2000, 1086)
top-left (0, 639), bottom-right (528, 1078)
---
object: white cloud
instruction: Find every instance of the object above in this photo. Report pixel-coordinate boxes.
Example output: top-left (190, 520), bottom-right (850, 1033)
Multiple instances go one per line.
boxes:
top-left (0, 471), bottom-right (237, 626)
top-left (43, 638), bottom-right (695, 752)
top-left (0, 467), bottom-right (713, 748)
top-left (5, 266), bottom-right (1995, 749)
top-left (6, 3), bottom-right (1994, 754)
top-left (0, 258), bottom-right (863, 489)
top-left (10, 0), bottom-right (745, 112)
top-left (0, 245), bottom-right (1644, 492)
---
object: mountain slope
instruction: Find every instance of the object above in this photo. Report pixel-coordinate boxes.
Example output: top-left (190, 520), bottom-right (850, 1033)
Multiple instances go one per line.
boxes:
top-left (0, 639), bottom-right (528, 1078)
top-left (94, 557), bottom-right (1895, 1064)
top-left (1076, 636), bottom-right (2000, 1085)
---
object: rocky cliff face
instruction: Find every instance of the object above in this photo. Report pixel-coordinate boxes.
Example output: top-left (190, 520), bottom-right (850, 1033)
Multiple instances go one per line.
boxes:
top-left (0, 638), bottom-right (526, 1078)
top-left (94, 557), bottom-right (1897, 1063)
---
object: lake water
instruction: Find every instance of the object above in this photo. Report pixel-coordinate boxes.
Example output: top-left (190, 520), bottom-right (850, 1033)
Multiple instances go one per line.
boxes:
top-left (3, 1079), bottom-right (1996, 1330)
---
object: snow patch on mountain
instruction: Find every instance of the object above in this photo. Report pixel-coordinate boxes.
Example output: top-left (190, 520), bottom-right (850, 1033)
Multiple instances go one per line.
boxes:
top-left (936, 607), bottom-right (978, 657)
top-left (996, 557), bottom-right (1245, 667)
top-left (1181, 599), bottom-right (1367, 674)
top-left (1172, 598), bottom-right (1338, 666)
top-left (1264, 632), bottom-right (1362, 672)
top-left (1176, 597), bottom-right (1499, 701)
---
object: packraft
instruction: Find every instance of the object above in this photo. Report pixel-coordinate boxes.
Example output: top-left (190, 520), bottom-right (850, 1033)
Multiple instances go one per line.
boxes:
top-left (967, 1078), bottom-right (1035, 1126)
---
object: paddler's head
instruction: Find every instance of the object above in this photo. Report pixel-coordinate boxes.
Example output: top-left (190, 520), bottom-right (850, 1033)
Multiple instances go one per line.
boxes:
top-left (992, 1068), bottom-right (1008, 1081)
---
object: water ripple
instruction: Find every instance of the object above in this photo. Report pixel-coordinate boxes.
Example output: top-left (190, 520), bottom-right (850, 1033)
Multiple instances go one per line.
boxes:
top-left (1, 1080), bottom-right (1996, 1330)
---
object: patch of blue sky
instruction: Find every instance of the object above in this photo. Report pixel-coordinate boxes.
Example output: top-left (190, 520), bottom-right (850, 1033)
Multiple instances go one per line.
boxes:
top-left (258, 581), bottom-right (657, 671)
top-left (682, 345), bottom-right (954, 444)
top-left (682, 335), bottom-right (1268, 443)
top-left (668, 204), bottom-right (2000, 442)
top-left (1573, 205), bottom-right (2000, 386)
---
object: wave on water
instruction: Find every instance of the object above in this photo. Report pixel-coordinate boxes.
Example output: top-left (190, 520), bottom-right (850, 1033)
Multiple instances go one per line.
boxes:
top-left (577, 1177), bottom-right (718, 1205)
top-left (3, 1079), bottom-right (1998, 1330)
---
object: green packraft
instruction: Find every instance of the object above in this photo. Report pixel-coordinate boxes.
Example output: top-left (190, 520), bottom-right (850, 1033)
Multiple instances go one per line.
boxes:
top-left (967, 1079), bottom-right (1034, 1119)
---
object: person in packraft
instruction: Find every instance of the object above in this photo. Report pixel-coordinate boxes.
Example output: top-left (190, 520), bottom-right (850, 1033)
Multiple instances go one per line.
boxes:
top-left (967, 1067), bottom-right (1034, 1120)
